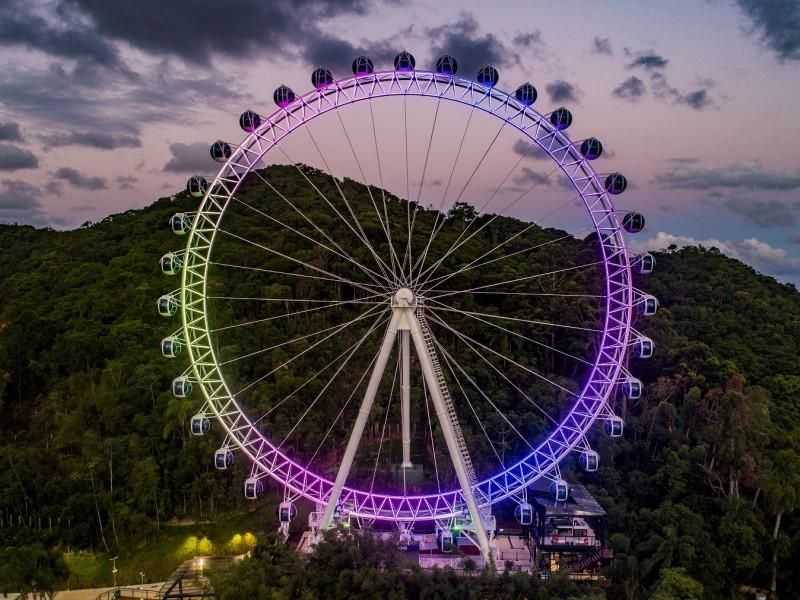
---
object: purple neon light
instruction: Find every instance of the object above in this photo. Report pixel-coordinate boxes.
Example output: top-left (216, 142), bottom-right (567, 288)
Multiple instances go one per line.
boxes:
top-left (181, 70), bottom-right (633, 521)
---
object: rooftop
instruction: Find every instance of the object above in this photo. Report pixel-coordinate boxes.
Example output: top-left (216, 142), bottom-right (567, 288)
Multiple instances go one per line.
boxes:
top-left (529, 481), bottom-right (607, 518)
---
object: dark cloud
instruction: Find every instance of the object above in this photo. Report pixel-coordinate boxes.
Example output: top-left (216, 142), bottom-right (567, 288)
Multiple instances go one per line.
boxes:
top-left (0, 58), bottom-right (246, 140)
top-left (0, 143), bottom-right (38, 170)
top-left (298, 32), bottom-right (397, 71)
top-left (116, 175), bottom-right (137, 190)
top-left (650, 72), bottom-right (715, 110)
top-left (427, 13), bottom-right (522, 76)
top-left (41, 130), bottom-right (142, 150)
top-left (623, 48), bottom-right (716, 110)
top-left (0, 179), bottom-right (39, 210)
top-left (722, 195), bottom-right (799, 228)
top-left (655, 160), bottom-right (800, 191)
top-left (666, 157), bottom-right (700, 165)
top-left (734, 0), bottom-right (800, 63)
top-left (545, 80), bottom-right (580, 104)
top-left (52, 167), bottom-right (108, 190)
top-left (591, 36), bottom-right (612, 55)
top-left (513, 166), bottom-right (553, 188)
top-left (789, 233), bottom-right (800, 243)
top-left (163, 142), bottom-right (213, 173)
top-left (0, 179), bottom-right (48, 226)
top-left (0, 0), bottom-right (125, 68)
top-left (680, 89), bottom-right (711, 110)
top-left (64, 0), bottom-right (373, 67)
top-left (611, 76), bottom-right (646, 101)
top-left (626, 51), bottom-right (669, 70)
top-left (2, 0), bottom-right (391, 79)
top-left (0, 63), bottom-right (144, 135)
top-left (44, 180), bottom-right (63, 195)
top-left (513, 30), bottom-right (545, 50)
top-left (0, 121), bottom-right (22, 142)
top-left (511, 139), bottom-right (549, 160)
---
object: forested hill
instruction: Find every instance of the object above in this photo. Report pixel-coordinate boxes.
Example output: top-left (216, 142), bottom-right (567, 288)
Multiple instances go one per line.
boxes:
top-left (0, 166), bottom-right (799, 598)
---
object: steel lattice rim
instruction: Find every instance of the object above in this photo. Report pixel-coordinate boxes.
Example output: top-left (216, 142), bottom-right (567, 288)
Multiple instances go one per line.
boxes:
top-left (179, 70), bottom-right (633, 521)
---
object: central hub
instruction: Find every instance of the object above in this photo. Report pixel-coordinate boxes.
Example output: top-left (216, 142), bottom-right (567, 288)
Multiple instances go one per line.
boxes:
top-left (393, 287), bottom-right (415, 307)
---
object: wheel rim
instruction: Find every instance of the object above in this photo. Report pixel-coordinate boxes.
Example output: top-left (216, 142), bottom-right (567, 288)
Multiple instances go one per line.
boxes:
top-left (179, 70), bottom-right (633, 521)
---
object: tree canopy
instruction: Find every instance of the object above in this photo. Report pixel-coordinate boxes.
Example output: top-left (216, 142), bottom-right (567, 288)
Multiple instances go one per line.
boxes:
top-left (0, 166), bottom-right (798, 598)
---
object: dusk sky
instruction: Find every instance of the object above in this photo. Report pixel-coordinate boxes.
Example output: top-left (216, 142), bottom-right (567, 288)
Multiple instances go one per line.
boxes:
top-left (1, 0), bottom-right (799, 283)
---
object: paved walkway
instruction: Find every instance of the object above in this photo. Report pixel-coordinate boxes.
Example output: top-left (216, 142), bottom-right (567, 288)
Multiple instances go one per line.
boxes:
top-left (1, 582), bottom-right (163, 600)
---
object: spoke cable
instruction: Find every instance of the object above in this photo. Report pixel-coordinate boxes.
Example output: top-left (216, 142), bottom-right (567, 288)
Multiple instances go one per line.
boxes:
top-left (369, 348), bottom-right (401, 495)
top-left (211, 293), bottom-right (384, 334)
top-left (304, 127), bottom-right (395, 281)
top-left (276, 312), bottom-right (388, 452)
top-left (253, 312), bottom-right (388, 427)
top-left (427, 310), bottom-right (579, 401)
top-left (436, 339), bottom-right (535, 452)
top-left (246, 170), bottom-right (391, 290)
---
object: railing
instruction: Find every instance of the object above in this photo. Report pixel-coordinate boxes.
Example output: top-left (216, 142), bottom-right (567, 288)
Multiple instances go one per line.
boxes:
top-left (416, 311), bottom-right (477, 486)
top-left (95, 588), bottom-right (162, 600)
top-left (539, 534), bottom-right (602, 547)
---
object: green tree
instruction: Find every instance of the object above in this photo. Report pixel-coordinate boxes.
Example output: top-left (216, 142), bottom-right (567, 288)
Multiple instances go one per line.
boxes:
top-left (650, 567), bottom-right (703, 600)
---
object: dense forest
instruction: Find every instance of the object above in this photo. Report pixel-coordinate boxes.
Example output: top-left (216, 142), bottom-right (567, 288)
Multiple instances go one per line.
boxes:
top-left (0, 166), bottom-right (799, 599)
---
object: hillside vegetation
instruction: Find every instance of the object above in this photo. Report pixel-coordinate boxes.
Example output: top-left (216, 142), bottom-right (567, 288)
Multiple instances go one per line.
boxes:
top-left (0, 166), bottom-right (798, 599)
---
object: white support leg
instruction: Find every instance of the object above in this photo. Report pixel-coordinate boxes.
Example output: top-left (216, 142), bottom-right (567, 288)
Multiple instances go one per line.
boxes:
top-left (408, 313), bottom-right (492, 565)
top-left (401, 329), bottom-right (412, 469)
top-left (320, 310), bottom-right (402, 530)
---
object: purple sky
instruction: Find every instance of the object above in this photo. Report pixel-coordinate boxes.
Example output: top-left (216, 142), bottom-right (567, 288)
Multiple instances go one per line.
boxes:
top-left (0, 0), bottom-right (799, 283)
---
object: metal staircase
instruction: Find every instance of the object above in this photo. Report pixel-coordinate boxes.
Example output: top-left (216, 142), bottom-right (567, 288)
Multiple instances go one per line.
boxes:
top-left (416, 310), bottom-right (477, 486)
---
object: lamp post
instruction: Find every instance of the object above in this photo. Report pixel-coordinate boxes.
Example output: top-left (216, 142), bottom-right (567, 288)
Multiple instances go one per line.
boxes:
top-left (139, 572), bottom-right (145, 588)
top-left (110, 556), bottom-right (119, 588)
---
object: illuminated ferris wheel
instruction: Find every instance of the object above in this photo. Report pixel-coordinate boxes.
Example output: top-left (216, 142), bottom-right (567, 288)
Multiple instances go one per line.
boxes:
top-left (157, 50), bottom-right (657, 563)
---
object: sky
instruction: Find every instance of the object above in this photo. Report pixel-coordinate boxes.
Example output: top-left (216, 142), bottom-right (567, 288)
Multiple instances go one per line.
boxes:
top-left (0, 0), bottom-right (799, 284)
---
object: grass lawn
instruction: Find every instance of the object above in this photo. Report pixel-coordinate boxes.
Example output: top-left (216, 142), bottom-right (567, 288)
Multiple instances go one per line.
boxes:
top-left (64, 506), bottom-right (277, 589)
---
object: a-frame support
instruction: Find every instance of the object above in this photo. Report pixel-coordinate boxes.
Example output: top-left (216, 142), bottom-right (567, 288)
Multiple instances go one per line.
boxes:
top-left (320, 289), bottom-right (492, 565)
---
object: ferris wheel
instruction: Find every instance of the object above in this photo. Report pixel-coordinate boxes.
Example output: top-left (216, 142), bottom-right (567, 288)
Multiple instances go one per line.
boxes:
top-left (158, 51), bottom-right (658, 563)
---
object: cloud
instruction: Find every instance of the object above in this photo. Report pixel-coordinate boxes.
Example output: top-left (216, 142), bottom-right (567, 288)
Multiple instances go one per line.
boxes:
top-left (163, 142), bottom-right (213, 173)
top-left (0, 143), bottom-right (38, 170)
top-left (654, 160), bottom-right (800, 191)
top-left (116, 175), bottom-right (137, 190)
top-left (666, 157), bottom-right (700, 165)
top-left (626, 50), bottom-right (669, 70)
top-left (545, 80), bottom-right (580, 104)
top-left (734, 0), bottom-right (800, 63)
top-left (651, 72), bottom-right (715, 110)
top-left (64, 0), bottom-right (376, 67)
top-left (680, 89), bottom-right (711, 109)
top-left (513, 30), bottom-right (545, 50)
top-left (630, 231), bottom-right (800, 276)
top-left (623, 48), bottom-right (715, 110)
top-left (0, 179), bottom-right (48, 226)
top-left (612, 76), bottom-right (646, 101)
top-left (298, 31), bottom-right (397, 71)
top-left (789, 233), bottom-right (800, 243)
top-left (511, 139), bottom-right (549, 160)
top-left (0, 121), bottom-right (22, 142)
top-left (0, 0), bottom-right (126, 69)
top-left (722, 195), bottom-right (799, 228)
top-left (0, 56), bottom-right (251, 139)
top-left (591, 36), bottom-right (612, 55)
top-left (427, 12), bottom-right (523, 76)
top-left (513, 166), bottom-right (553, 188)
top-left (52, 167), bottom-right (108, 190)
top-left (44, 180), bottom-right (62, 195)
top-left (41, 130), bottom-right (142, 150)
